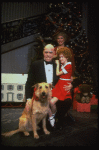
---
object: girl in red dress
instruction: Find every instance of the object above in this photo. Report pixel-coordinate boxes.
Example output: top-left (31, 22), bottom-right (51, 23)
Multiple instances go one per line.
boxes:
top-left (49, 47), bottom-right (72, 127)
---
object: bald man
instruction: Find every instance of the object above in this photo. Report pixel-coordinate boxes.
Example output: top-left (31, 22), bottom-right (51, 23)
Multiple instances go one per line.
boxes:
top-left (25, 44), bottom-right (59, 99)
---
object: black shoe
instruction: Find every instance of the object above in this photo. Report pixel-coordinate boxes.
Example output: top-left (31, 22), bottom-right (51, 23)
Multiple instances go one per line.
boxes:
top-left (54, 117), bottom-right (64, 130)
top-left (56, 123), bottom-right (63, 130)
top-left (67, 112), bottom-right (75, 122)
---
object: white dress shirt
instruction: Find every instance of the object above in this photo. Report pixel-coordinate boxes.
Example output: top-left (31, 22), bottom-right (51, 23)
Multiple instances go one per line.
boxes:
top-left (44, 61), bottom-right (53, 84)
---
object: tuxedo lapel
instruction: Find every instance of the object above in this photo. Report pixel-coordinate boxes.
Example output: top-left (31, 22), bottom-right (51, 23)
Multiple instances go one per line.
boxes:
top-left (53, 62), bottom-right (56, 82)
top-left (39, 60), bottom-right (46, 82)
top-left (53, 62), bottom-right (59, 86)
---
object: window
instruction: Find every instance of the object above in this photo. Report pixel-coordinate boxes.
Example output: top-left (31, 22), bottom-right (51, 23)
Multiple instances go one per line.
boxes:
top-left (17, 94), bottom-right (23, 100)
top-left (1, 93), bottom-right (4, 100)
top-left (17, 85), bottom-right (23, 91)
top-left (7, 85), bottom-right (14, 91)
top-left (1, 84), bottom-right (4, 90)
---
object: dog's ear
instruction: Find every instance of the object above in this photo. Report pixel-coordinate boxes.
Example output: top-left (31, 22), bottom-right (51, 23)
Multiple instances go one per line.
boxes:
top-left (32, 83), bottom-right (39, 89)
top-left (49, 83), bottom-right (55, 89)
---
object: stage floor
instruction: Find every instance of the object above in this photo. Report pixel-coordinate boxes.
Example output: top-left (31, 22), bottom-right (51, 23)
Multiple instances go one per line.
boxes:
top-left (1, 108), bottom-right (98, 146)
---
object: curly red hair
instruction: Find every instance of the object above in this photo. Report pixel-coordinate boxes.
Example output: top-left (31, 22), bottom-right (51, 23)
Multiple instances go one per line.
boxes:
top-left (57, 47), bottom-right (72, 62)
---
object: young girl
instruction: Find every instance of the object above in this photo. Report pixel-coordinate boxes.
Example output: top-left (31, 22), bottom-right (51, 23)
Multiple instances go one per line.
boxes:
top-left (49, 47), bottom-right (72, 127)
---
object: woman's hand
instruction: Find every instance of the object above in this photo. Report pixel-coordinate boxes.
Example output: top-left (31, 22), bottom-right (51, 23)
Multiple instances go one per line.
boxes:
top-left (63, 83), bottom-right (73, 93)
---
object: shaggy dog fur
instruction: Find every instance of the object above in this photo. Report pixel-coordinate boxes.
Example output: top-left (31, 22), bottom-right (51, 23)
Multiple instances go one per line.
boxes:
top-left (2, 82), bottom-right (52, 139)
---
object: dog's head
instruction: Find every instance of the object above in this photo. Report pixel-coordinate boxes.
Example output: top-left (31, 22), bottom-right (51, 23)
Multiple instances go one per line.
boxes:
top-left (33, 82), bottom-right (53, 103)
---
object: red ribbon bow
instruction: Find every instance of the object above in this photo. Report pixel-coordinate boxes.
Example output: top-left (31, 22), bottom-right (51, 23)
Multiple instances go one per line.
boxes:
top-left (33, 88), bottom-right (39, 101)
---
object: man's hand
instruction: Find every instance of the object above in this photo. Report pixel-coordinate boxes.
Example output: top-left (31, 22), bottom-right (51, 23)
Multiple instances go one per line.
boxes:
top-left (63, 83), bottom-right (72, 93)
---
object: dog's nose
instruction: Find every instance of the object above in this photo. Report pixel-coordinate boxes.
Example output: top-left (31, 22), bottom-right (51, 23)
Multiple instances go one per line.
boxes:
top-left (42, 92), bottom-right (46, 96)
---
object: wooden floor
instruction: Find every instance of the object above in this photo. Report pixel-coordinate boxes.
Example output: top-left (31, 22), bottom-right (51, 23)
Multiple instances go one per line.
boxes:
top-left (1, 108), bottom-right (98, 146)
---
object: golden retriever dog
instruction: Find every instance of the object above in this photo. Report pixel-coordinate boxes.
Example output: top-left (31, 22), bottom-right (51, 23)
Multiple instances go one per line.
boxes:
top-left (2, 82), bottom-right (52, 139)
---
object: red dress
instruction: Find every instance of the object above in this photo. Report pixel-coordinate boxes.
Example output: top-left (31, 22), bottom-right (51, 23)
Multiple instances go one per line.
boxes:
top-left (52, 62), bottom-right (72, 101)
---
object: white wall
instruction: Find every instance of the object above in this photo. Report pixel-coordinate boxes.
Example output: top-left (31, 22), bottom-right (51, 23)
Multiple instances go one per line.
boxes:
top-left (1, 41), bottom-right (36, 73)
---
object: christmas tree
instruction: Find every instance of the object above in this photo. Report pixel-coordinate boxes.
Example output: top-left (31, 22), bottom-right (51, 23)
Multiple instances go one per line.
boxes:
top-left (33, 2), bottom-right (96, 94)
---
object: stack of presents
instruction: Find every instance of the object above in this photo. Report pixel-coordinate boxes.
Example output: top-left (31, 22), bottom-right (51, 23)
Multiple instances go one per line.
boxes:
top-left (73, 84), bottom-right (98, 112)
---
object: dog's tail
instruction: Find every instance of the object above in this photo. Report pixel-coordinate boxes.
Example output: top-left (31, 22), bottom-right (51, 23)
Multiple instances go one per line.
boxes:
top-left (2, 129), bottom-right (20, 137)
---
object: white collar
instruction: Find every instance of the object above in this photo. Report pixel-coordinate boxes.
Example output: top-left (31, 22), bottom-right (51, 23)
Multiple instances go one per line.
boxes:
top-left (44, 61), bottom-right (53, 66)
top-left (61, 62), bottom-right (71, 68)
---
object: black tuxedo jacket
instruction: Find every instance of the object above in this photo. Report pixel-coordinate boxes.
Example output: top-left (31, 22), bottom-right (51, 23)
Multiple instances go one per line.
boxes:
top-left (25, 59), bottom-right (59, 99)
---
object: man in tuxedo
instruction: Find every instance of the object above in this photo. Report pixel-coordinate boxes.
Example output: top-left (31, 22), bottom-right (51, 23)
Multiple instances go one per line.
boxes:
top-left (25, 44), bottom-right (72, 128)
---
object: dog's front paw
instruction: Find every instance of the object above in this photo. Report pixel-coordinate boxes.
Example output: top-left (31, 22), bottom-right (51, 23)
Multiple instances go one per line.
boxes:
top-left (24, 131), bottom-right (30, 136)
top-left (44, 129), bottom-right (50, 135)
top-left (34, 134), bottom-right (39, 139)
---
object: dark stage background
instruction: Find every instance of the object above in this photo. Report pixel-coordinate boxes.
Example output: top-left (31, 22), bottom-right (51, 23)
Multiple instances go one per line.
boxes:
top-left (87, 2), bottom-right (98, 98)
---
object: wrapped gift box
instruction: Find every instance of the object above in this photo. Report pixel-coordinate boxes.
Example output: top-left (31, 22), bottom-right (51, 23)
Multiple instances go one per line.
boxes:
top-left (73, 86), bottom-right (98, 112)
top-left (90, 94), bottom-right (98, 105)
top-left (77, 102), bottom-right (91, 112)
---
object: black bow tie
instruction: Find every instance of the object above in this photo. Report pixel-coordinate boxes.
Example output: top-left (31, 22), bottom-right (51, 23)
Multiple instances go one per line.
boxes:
top-left (44, 60), bottom-right (54, 65)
